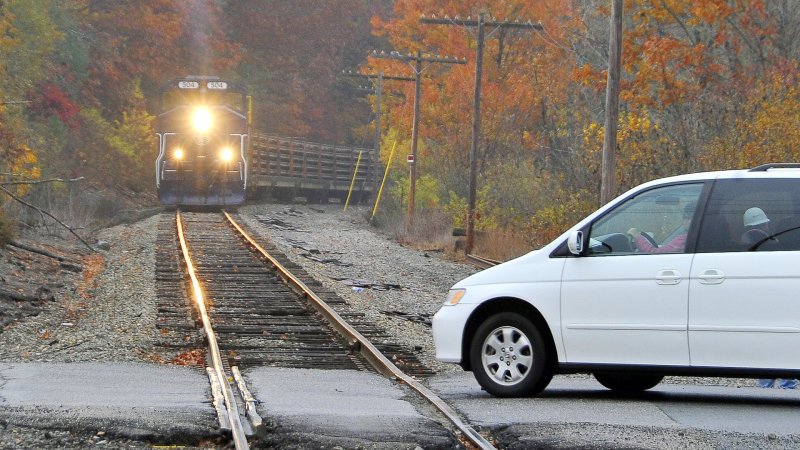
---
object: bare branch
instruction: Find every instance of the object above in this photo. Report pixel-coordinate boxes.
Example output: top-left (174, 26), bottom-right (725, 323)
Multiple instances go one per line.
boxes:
top-left (0, 185), bottom-right (95, 252)
top-left (10, 240), bottom-right (66, 261)
top-left (0, 285), bottom-right (40, 302)
top-left (724, 16), bottom-right (768, 71)
top-left (0, 176), bottom-right (85, 186)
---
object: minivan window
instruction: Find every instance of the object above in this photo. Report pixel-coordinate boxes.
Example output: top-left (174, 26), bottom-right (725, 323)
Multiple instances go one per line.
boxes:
top-left (696, 178), bottom-right (800, 252)
top-left (587, 183), bottom-right (704, 256)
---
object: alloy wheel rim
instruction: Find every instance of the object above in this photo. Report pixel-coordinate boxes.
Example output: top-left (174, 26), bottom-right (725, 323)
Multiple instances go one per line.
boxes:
top-left (481, 325), bottom-right (534, 386)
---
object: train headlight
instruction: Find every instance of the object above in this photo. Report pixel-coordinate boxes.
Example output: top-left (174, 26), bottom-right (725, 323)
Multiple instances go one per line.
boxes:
top-left (192, 107), bottom-right (212, 133)
top-left (173, 148), bottom-right (184, 160)
top-left (220, 147), bottom-right (234, 162)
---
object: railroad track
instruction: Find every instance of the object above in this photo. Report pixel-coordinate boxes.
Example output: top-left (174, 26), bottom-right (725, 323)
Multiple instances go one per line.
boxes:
top-left (156, 210), bottom-right (495, 449)
top-left (466, 253), bottom-right (501, 269)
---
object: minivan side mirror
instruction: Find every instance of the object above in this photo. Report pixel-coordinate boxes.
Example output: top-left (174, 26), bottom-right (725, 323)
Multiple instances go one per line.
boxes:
top-left (567, 230), bottom-right (584, 255)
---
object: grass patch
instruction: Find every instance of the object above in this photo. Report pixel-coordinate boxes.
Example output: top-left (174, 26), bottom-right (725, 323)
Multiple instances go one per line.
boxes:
top-left (472, 228), bottom-right (534, 262)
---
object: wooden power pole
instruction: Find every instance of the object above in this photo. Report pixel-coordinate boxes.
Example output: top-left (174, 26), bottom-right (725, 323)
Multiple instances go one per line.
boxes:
top-left (421, 13), bottom-right (541, 254)
top-left (370, 50), bottom-right (465, 228)
top-left (601, 0), bottom-right (623, 206)
top-left (343, 70), bottom-right (415, 197)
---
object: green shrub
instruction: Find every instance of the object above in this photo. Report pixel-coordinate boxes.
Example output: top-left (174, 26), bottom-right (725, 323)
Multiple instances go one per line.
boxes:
top-left (526, 188), bottom-right (596, 248)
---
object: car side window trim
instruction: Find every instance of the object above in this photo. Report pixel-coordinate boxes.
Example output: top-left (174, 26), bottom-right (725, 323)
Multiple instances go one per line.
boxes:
top-left (550, 180), bottom-right (712, 258)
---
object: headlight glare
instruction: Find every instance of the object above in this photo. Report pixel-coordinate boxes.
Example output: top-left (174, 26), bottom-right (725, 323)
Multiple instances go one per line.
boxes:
top-left (220, 147), bottom-right (234, 162)
top-left (192, 107), bottom-right (212, 133)
top-left (173, 148), bottom-right (184, 160)
top-left (445, 288), bottom-right (466, 306)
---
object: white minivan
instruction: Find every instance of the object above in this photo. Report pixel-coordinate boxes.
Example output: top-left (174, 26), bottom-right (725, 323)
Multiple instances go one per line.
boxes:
top-left (432, 164), bottom-right (800, 397)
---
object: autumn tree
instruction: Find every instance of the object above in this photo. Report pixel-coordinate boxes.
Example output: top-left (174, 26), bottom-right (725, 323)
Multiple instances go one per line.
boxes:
top-left (367, 0), bottom-right (588, 237)
top-left (225, 0), bottom-right (391, 143)
top-left (0, 0), bottom-right (51, 182)
top-left (576, 0), bottom-right (800, 188)
top-left (369, 0), bottom-right (800, 253)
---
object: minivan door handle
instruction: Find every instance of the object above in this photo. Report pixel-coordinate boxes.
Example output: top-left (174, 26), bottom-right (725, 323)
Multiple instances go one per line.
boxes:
top-left (698, 269), bottom-right (725, 284)
top-left (655, 269), bottom-right (681, 285)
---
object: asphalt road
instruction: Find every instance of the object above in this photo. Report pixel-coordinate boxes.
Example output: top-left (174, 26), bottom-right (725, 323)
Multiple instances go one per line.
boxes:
top-left (3, 362), bottom-right (800, 448)
top-left (428, 372), bottom-right (800, 448)
top-left (0, 362), bottom-right (217, 444)
top-left (0, 363), bottom-right (457, 448)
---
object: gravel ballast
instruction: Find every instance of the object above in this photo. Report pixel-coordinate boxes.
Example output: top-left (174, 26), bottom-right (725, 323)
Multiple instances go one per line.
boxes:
top-left (237, 203), bottom-right (478, 374)
top-left (1, 202), bottom-right (797, 449)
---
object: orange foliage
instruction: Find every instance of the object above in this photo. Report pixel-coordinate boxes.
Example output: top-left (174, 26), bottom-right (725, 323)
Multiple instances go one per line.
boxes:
top-left (78, 254), bottom-right (105, 300)
top-left (702, 66), bottom-right (800, 170)
top-left (172, 349), bottom-right (206, 367)
top-left (367, 0), bottom-right (581, 167)
top-left (370, 0), bottom-right (800, 245)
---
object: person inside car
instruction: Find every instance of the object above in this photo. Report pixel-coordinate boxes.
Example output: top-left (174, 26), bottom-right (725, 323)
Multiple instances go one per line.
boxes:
top-left (627, 201), bottom-right (696, 254)
top-left (741, 207), bottom-right (772, 246)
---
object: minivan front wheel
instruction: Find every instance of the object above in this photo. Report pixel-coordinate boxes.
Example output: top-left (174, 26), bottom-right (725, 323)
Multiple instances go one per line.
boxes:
top-left (593, 372), bottom-right (664, 393)
top-left (470, 312), bottom-right (552, 397)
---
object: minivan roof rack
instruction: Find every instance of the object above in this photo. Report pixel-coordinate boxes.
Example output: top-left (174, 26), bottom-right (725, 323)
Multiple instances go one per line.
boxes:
top-left (749, 163), bottom-right (800, 171)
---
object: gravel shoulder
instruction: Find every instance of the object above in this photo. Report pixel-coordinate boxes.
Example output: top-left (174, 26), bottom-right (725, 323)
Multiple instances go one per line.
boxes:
top-left (0, 201), bottom-right (792, 449)
top-left (0, 214), bottom-right (163, 363)
top-left (237, 202), bottom-right (477, 374)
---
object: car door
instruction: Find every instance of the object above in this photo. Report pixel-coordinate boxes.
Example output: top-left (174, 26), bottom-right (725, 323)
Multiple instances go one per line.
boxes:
top-left (690, 178), bottom-right (800, 370)
top-left (561, 183), bottom-right (704, 365)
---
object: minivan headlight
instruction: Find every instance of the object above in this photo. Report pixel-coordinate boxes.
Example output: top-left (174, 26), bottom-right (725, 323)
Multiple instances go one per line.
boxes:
top-left (444, 288), bottom-right (466, 306)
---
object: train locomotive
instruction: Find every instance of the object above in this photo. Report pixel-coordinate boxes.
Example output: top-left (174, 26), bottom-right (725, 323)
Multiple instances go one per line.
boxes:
top-left (155, 76), bottom-right (249, 206)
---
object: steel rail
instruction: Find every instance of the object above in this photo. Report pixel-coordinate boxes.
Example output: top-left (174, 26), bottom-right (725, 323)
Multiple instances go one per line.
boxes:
top-left (223, 211), bottom-right (495, 450)
top-left (466, 253), bottom-right (500, 269)
top-left (176, 211), bottom-right (250, 450)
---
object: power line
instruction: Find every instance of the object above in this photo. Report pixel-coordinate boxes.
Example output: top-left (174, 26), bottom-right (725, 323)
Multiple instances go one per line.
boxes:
top-left (369, 50), bottom-right (466, 228)
top-left (343, 70), bottom-right (416, 196)
top-left (421, 13), bottom-right (542, 254)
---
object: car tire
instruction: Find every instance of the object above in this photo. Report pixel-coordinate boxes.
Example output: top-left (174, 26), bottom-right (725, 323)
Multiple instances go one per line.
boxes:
top-left (470, 312), bottom-right (552, 397)
top-left (593, 372), bottom-right (664, 393)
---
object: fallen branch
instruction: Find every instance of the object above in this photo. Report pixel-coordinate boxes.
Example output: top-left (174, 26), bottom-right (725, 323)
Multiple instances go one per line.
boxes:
top-left (9, 240), bottom-right (66, 261)
top-left (0, 185), bottom-right (95, 252)
top-left (0, 176), bottom-right (85, 186)
top-left (0, 285), bottom-right (40, 302)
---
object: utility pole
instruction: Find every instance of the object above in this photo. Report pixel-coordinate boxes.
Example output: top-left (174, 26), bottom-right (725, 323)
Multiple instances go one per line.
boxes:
top-left (343, 70), bottom-right (415, 197)
top-left (601, 0), bottom-right (623, 206)
top-left (374, 72), bottom-right (383, 196)
top-left (421, 13), bottom-right (541, 254)
top-left (370, 50), bottom-right (466, 228)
